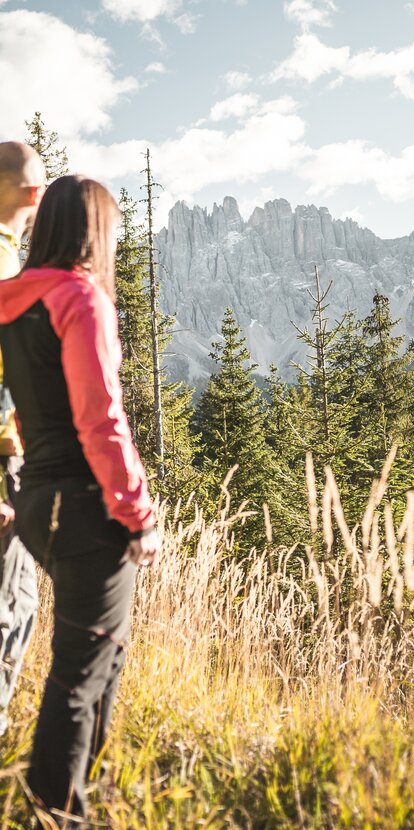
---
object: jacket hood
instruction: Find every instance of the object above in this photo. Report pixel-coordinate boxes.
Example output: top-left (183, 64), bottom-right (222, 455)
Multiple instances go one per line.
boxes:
top-left (0, 268), bottom-right (81, 324)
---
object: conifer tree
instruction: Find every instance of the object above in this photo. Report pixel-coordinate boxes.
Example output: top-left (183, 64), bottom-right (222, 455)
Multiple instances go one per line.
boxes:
top-left (25, 112), bottom-right (69, 182)
top-left (141, 148), bottom-right (164, 482)
top-left (265, 365), bottom-right (293, 458)
top-left (290, 270), bottom-right (378, 525)
top-left (329, 311), bottom-right (371, 412)
top-left (116, 188), bottom-right (154, 465)
top-left (116, 188), bottom-right (203, 509)
top-left (163, 382), bottom-right (208, 509)
top-left (358, 292), bottom-right (414, 509)
top-left (196, 307), bottom-right (274, 547)
top-left (289, 283), bottom-right (414, 526)
top-left (263, 365), bottom-right (309, 541)
top-left (293, 269), bottom-right (354, 462)
top-left (361, 292), bottom-right (413, 445)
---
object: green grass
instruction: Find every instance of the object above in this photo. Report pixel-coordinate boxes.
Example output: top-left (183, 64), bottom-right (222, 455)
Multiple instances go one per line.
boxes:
top-left (2, 458), bottom-right (414, 828)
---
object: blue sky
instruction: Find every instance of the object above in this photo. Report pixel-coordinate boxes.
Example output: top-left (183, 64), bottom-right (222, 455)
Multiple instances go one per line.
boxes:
top-left (2, 0), bottom-right (414, 236)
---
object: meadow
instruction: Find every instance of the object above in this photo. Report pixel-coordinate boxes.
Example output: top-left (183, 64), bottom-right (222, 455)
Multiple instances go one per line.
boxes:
top-left (2, 453), bottom-right (414, 829)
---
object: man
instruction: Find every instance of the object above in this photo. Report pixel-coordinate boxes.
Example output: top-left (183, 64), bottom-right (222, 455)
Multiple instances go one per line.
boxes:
top-left (0, 142), bottom-right (46, 734)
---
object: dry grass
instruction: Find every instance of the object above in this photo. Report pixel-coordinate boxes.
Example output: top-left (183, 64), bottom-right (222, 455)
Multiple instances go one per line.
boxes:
top-left (2, 451), bottom-right (414, 828)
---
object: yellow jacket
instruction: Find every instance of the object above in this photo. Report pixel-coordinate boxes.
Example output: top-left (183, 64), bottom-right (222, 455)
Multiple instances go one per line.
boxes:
top-left (0, 223), bottom-right (23, 459)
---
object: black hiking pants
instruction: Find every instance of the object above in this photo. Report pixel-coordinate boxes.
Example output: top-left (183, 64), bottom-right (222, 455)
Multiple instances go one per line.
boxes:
top-left (15, 479), bottom-right (136, 826)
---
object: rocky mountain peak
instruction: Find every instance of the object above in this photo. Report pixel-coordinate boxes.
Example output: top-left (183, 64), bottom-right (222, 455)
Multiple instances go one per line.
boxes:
top-left (156, 196), bottom-right (414, 387)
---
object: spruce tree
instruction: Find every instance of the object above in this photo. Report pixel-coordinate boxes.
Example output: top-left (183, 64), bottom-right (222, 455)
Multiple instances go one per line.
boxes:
top-left (293, 269), bottom-right (356, 464)
top-left (359, 292), bottom-right (414, 510)
top-left (25, 112), bottom-right (69, 182)
top-left (288, 284), bottom-right (414, 530)
top-left (290, 270), bottom-right (376, 526)
top-left (163, 381), bottom-right (208, 509)
top-left (196, 307), bottom-right (274, 548)
top-left (116, 188), bottom-right (202, 509)
top-left (361, 292), bottom-right (413, 444)
top-left (116, 188), bottom-right (154, 465)
top-left (265, 365), bottom-right (293, 458)
top-left (264, 365), bottom-right (309, 541)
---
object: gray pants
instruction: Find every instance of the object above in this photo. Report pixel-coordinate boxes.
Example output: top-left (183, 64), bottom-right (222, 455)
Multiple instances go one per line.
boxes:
top-left (0, 535), bottom-right (38, 728)
top-left (0, 456), bottom-right (38, 731)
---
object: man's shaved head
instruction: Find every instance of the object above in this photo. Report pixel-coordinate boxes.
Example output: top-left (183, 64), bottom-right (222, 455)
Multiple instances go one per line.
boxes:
top-left (0, 142), bottom-right (46, 240)
top-left (0, 142), bottom-right (45, 187)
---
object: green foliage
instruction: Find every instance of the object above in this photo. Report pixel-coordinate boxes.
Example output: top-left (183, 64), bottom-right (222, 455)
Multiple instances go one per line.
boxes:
top-left (358, 291), bottom-right (414, 518)
top-left (116, 188), bottom-right (155, 464)
top-left (162, 381), bottom-right (210, 507)
top-left (263, 365), bottom-right (309, 543)
top-left (196, 308), bottom-right (275, 546)
top-left (277, 280), bottom-right (414, 533)
top-left (25, 111), bottom-right (69, 182)
top-left (191, 286), bottom-right (414, 551)
top-left (116, 188), bottom-right (205, 511)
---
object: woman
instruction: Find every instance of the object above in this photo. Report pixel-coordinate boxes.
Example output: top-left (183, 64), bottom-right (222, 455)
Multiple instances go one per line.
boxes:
top-left (0, 175), bottom-right (160, 825)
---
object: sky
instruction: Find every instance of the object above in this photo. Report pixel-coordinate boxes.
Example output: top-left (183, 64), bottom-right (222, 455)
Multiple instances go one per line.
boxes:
top-left (2, 0), bottom-right (414, 237)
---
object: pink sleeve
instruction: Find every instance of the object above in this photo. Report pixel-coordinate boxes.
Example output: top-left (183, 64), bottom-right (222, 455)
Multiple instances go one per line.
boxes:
top-left (44, 281), bottom-right (155, 535)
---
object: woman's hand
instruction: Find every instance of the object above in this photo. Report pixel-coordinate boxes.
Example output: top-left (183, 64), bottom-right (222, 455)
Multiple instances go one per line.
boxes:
top-left (0, 437), bottom-right (21, 457)
top-left (127, 529), bottom-right (161, 568)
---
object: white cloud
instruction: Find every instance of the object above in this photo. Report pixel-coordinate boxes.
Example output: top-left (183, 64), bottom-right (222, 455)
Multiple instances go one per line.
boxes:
top-left (101, 0), bottom-right (182, 23)
top-left (74, 134), bottom-right (414, 230)
top-left (68, 97), bottom-right (308, 216)
top-left (101, 0), bottom-right (198, 32)
top-left (222, 70), bottom-right (252, 91)
top-left (270, 31), bottom-right (414, 100)
top-left (83, 10), bottom-right (101, 25)
top-left (300, 141), bottom-right (385, 194)
top-left (340, 207), bottom-right (365, 225)
top-left (174, 12), bottom-right (198, 33)
top-left (208, 93), bottom-right (259, 122)
top-left (145, 61), bottom-right (168, 73)
top-left (327, 76), bottom-right (344, 90)
top-left (69, 138), bottom-right (148, 180)
top-left (162, 99), bottom-right (307, 193)
top-left (347, 43), bottom-right (414, 99)
top-left (196, 93), bottom-right (296, 127)
top-left (284, 0), bottom-right (337, 30)
top-left (66, 89), bottom-right (414, 231)
top-left (141, 22), bottom-right (166, 48)
top-left (0, 10), bottom-right (137, 140)
top-left (270, 33), bottom-right (348, 83)
top-left (298, 140), bottom-right (414, 204)
top-left (239, 187), bottom-right (277, 220)
top-left (101, 0), bottom-right (200, 36)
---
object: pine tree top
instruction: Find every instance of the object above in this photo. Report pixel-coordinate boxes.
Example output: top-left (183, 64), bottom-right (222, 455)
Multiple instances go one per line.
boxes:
top-left (25, 112), bottom-right (69, 183)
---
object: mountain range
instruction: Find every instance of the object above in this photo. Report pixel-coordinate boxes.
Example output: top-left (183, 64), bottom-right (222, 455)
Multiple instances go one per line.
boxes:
top-left (156, 196), bottom-right (414, 386)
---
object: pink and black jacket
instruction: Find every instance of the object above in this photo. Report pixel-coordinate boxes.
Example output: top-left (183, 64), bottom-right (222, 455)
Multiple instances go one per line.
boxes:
top-left (0, 268), bottom-right (155, 538)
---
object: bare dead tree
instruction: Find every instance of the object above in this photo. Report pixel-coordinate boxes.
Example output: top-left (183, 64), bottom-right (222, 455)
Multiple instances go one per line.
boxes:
top-left (140, 148), bottom-right (165, 482)
top-left (312, 265), bottom-right (331, 442)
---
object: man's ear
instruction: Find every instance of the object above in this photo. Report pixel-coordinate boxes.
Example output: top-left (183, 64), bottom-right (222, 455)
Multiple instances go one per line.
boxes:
top-left (25, 185), bottom-right (44, 206)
